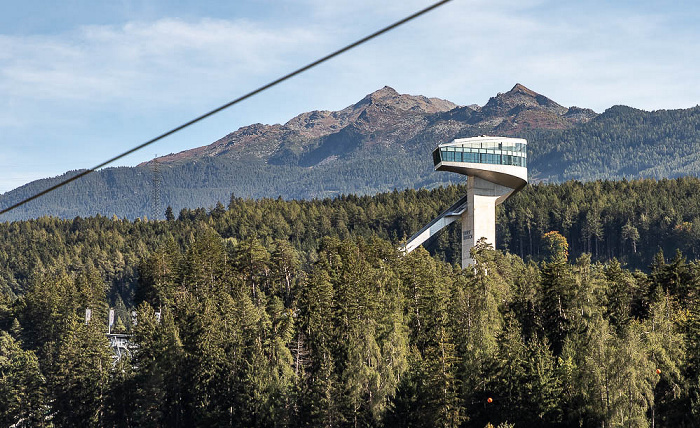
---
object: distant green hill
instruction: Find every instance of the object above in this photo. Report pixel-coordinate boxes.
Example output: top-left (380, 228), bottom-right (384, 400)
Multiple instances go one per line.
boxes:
top-left (525, 105), bottom-right (700, 182)
top-left (2, 84), bottom-right (699, 221)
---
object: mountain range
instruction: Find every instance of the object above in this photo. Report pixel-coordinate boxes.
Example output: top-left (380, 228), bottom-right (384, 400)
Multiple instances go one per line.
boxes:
top-left (145, 84), bottom-right (593, 168)
top-left (1, 83), bottom-right (699, 221)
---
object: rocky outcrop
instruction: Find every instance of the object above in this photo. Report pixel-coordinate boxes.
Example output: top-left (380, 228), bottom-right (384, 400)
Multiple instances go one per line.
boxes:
top-left (141, 84), bottom-right (596, 167)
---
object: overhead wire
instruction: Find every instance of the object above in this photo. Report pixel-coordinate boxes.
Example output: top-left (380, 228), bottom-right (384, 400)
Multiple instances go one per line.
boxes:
top-left (0, 0), bottom-right (453, 216)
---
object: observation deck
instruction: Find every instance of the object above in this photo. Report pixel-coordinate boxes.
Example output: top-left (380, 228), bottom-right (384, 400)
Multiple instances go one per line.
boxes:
top-left (405, 136), bottom-right (528, 267)
top-left (432, 136), bottom-right (528, 196)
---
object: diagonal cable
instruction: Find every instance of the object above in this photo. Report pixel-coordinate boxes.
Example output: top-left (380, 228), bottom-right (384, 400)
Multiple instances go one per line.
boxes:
top-left (0, 0), bottom-right (453, 216)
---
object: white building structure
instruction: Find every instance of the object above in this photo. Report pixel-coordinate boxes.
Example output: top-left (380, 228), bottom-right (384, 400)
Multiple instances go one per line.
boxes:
top-left (404, 136), bottom-right (528, 267)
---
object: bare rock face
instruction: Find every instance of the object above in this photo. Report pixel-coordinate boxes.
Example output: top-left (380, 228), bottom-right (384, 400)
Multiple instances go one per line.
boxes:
top-left (352, 86), bottom-right (458, 114)
top-left (472, 83), bottom-right (596, 133)
top-left (142, 84), bottom-right (596, 167)
top-left (481, 83), bottom-right (567, 116)
top-left (564, 106), bottom-right (599, 124)
top-left (279, 86), bottom-right (457, 139)
top-left (283, 110), bottom-right (342, 139)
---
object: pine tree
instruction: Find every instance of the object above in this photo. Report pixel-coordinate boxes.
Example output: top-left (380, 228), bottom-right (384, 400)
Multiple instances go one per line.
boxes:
top-left (298, 268), bottom-right (338, 427)
top-left (0, 331), bottom-right (47, 427)
top-left (270, 239), bottom-right (301, 305)
top-left (605, 259), bottom-right (635, 333)
top-left (136, 238), bottom-right (180, 309)
top-left (539, 249), bottom-right (576, 354)
top-left (50, 317), bottom-right (113, 427)
top-left (131, 303), bottom-right (185, 427)
top-left (400, 248), bottom-right (463, 427)
top-left (233, 238), bottom-right (271, 302)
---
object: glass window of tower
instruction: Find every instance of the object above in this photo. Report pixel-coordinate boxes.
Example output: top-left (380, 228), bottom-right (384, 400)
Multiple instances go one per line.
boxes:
top-left (434, 139), bottom-right (527, 168)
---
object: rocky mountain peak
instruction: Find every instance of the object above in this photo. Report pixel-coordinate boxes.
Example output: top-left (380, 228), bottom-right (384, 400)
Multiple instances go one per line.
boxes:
top-left (284, 87), bottom-right (456, 138)
top-left (353, 86), bottom-right (457, 114)
top-left (369, 85), bottom-right (400, 100)
top-left (142, 84), bottom-right (595, 168)
top-left (482, 83), bottom-right (568, 116)
top-left (510, 83), bottom-right (539, 97)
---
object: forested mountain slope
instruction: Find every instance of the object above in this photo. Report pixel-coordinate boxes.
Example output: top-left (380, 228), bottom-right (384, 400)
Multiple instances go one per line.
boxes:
top-left (1, 178), bottom-right (700, 426)
top-left (525, 105), bottom-right (700, 182)
top-left (2, 84), bottom-right (700, 221)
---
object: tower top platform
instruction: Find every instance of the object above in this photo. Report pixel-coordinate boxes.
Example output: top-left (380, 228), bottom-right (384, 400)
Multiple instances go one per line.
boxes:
top-left (432, 136), bottom-right (528, 190)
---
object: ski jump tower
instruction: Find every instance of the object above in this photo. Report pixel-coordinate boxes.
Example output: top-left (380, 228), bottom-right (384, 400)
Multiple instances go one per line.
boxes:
top-left (404, 136), bottom-right (528, 268)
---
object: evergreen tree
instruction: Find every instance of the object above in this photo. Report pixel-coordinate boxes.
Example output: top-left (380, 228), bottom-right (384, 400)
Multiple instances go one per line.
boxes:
top-left (0, 331), bottom-right (46, 427)
top-left (298, 268), bottom-right (338, 426)
top-left (50, 318), bottom-right (112, 427)
top-left (539, 238), bottom-right (576, 354)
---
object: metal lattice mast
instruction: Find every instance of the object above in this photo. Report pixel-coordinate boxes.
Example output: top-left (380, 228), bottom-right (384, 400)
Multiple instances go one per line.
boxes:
top-left (151, 155), bottom-right (162, 221)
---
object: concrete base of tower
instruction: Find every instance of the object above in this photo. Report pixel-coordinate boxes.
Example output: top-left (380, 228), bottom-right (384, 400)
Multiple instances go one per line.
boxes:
top-left (461, 176), bottom-right (515, 268)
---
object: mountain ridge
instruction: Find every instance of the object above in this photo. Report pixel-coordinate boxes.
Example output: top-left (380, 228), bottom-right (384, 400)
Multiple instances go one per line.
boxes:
top-left (144, 83), bottom-right (592, 168)
top-left (145, 86), bottom-right (461, 166)
top-left (3, 83), bottom-right (700, 221)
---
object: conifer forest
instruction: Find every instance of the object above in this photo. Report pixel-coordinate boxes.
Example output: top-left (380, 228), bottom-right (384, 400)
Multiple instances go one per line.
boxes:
top-left (2, 178), bottom-right (700, 427)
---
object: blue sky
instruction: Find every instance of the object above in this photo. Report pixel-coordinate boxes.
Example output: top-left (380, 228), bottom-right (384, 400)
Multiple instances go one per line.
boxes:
top-left (1, 0), bottom-right (699, 193)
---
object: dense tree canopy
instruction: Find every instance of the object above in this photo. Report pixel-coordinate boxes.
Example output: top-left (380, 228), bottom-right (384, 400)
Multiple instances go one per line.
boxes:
top-left (4, 177), bottom-right (700, 300)
top-left (1, 178), bottom-right (700, 426)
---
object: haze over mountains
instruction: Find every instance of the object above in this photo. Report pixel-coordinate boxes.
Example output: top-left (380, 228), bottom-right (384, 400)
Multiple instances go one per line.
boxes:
top-left (2, 84), bottom-right (699, 221)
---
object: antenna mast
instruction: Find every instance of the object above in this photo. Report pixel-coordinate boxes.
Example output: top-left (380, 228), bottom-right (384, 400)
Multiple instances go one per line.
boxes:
top-left (151, 155), bottom-right (162, 221)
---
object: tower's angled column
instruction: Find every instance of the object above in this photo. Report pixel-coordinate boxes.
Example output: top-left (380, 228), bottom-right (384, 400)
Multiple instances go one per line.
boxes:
top-left (461, 176), bottom-right (514, 268)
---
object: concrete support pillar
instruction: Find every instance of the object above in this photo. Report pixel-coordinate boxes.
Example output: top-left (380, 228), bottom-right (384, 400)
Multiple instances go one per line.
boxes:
top-left (461, 176), bottom-right (514, 268)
